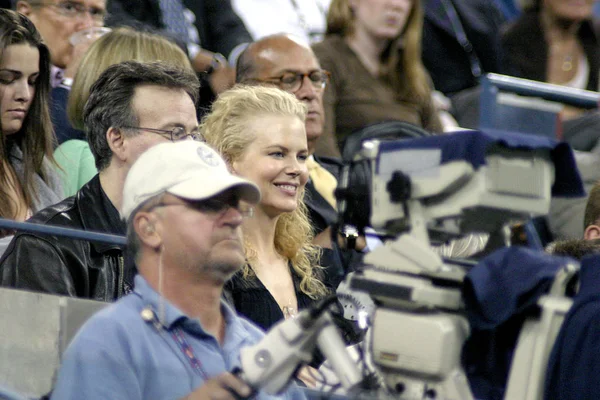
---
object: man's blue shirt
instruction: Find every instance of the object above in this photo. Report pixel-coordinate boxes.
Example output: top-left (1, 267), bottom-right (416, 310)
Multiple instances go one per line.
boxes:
top-left (51, 275), bottom-right (304, 400)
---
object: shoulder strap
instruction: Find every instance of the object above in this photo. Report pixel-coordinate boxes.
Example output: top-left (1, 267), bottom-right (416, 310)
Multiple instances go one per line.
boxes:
top-left (439, 0), bottom-right (483, 80)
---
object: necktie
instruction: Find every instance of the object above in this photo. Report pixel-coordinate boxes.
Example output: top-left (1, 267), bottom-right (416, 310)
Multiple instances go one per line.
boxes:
top-left (158, 0), bottom-right (191, 44)
top-left (306, 157), bottom-right (338, 210)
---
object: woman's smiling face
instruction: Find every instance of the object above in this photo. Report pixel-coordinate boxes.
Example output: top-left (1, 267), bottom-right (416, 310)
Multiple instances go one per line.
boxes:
top-left (232, 114), bottom-right (309, 218)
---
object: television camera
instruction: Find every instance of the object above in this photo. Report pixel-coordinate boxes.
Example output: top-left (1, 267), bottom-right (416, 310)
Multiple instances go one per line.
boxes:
top-left (236, 130), bottom-right (583, 400)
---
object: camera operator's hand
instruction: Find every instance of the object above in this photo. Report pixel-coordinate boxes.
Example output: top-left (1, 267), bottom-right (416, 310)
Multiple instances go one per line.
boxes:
top-left (182, 372), bottom-right (252, 400)
top-left (296, 365), bottom-right (319, 388)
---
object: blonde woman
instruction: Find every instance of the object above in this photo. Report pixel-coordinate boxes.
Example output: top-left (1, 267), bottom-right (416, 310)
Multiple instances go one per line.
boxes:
top-left (53, 27), bottom-right (193, 196)
top-left (202, 85), bottom-right (330, 331)
top-left (312, 0), bottom-right (443, 155)
top-left (66, 27), bottom-right (192, 132)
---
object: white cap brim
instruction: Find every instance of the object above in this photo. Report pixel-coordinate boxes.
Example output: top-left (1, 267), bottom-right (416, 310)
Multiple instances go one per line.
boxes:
top-left (167, 174), bottom-right (260, 204)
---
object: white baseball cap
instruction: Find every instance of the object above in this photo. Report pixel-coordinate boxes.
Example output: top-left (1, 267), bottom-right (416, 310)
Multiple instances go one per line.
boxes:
top-left (121, 141), bottom-right (261, 219)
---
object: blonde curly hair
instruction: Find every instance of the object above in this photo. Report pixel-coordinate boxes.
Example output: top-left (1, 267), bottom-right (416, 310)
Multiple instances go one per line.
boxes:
top-left (201, 85), bottom-right (329, 299)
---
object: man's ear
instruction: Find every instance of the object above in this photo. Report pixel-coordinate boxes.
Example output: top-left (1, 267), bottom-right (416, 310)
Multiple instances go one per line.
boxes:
top-left (16, 1), bottom-right (33, 17)
top-left (584, 224), bottom-right (600, 240)
top-left (134, 213), bottom-right (162, 250)
top-left (106, 127), bottom-right (127, 163)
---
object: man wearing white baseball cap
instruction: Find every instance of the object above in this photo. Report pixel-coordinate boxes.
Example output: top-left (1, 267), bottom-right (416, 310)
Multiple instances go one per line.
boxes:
top-left (51, 141), bottom-right (304, 400)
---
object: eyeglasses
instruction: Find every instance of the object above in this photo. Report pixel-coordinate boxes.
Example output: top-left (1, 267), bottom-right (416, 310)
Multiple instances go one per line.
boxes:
top-left (254, 70), bottom-right (330, 93)
top-left (33, 1), bottom-right (108, 25)
top-left (152, 199), bottom-right (254, 219)
top-left (122, 126), bottom-right (203, 142)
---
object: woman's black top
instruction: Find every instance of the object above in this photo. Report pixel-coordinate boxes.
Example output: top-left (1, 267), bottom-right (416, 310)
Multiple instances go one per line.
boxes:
top-left (223, 263), bottom-right (316, 331)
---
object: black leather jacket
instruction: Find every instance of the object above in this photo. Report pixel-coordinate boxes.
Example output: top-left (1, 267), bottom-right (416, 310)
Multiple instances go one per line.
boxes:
top-left (0, 175), bottom-right (132, 301)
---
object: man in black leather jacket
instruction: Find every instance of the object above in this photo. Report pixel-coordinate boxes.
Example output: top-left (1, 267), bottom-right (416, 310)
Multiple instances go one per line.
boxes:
top-left (0, 60), bottom-right (200, 301)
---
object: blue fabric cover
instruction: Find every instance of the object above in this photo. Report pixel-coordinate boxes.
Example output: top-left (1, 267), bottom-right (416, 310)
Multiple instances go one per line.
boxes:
top-left (376, 129), bottom-right (584, 197)
top-left (544, 254), bottom-right (600, 400)
top-left (461, 246), bottom-right (574, 400)
top-left (464, 246), bottom-right (573, 330)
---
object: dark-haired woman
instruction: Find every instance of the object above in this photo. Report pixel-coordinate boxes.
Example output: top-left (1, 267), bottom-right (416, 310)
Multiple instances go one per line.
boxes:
top-left (0, 9), bottom-right (63, 238)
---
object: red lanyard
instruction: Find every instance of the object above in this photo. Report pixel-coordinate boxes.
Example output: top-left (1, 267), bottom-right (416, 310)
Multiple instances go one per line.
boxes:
top-left (170, 327), bottom-right (208, 379)
top-left (142, 306), bottom-right (209, 379)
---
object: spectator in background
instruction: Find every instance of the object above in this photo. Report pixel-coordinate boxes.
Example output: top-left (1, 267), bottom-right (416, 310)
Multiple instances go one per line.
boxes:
top-left (544, 180), bottom-right (600, 399)
top-left (14, 0), bottom-right (110, 147)
top-left (50, 141), bottom-right (303, 400)
top-left (313, 0), bottom-right (443, 157)
top-left (0, 61), bottom-right (200, 300)
top-left (105, 0), bottom-right (252, 99)
top-left (422, 0), bottom-right (507, 96)
top-left (237, 35), bottom-right (330, 160)
top-left (582, 181), bottom-right (600, 240)
top-left (0, 10), bottom-right (63, 235)
top-left (15, 0), bottom-right (108, 87)
top-left (500, 0), bottom-right (600, 242)
top-left (544, 180), bottom-right (600, 258)
top-left (502, 0), bottom-right (599, 91)
top-left (544, 249), bottom-right (600, 400)
top-left (232, 0), bottom-right (331, 45)
top-left (54, 27), bottom-right (192, 196)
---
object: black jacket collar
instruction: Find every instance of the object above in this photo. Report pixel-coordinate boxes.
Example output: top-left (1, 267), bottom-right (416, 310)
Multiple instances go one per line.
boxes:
top-left (75, 175), bottom-right (126, 253)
